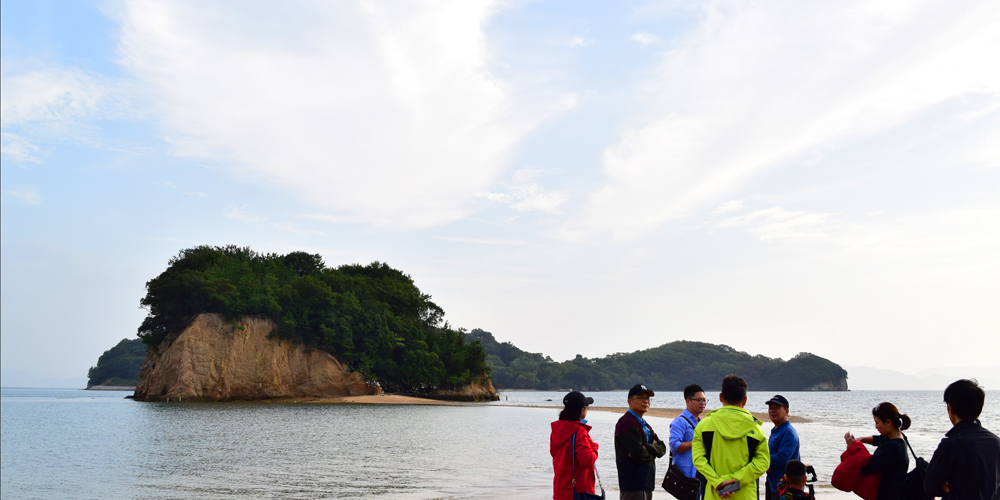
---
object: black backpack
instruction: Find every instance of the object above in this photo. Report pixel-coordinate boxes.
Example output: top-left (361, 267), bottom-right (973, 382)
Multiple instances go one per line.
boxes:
top-left (902, 433), bottom-right (933, 500)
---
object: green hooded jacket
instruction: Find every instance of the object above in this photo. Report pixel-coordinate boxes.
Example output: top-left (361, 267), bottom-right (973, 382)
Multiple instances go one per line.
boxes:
top-left (692, 405), bottom-right (770, 500)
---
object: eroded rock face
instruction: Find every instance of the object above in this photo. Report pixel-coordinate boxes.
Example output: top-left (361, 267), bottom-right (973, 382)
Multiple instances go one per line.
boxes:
top-left (425, 378), bottom-right (500, 402)
top-left (805, 379), bottom-right (849, 391)
top-left (133, 314), bottom-right (380, 401)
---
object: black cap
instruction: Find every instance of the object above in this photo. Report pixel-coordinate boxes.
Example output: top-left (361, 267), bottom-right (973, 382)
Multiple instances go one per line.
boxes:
top-left (563, 390), bottom-right (594, 409)
top-left (765, 395), bottom-right (789, 408)
top-left (628, 384), bottom-right (654, 399)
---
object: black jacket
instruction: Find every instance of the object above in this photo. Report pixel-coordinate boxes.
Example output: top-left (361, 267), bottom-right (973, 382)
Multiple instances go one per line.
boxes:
top-left (861, 435), bottom-right (908, 500)
top-left (924, 418), bottom-right (1000, 500)
top-left (615, 411), bottom-right (667, 492)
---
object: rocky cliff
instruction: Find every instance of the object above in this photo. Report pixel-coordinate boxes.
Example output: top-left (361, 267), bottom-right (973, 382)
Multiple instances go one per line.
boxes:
top-left (133, 314), bottom-right (380, 401)
top-left (424, 378), bottom-right (500, 402)
top-left (804, 379), bottom-right (849, 391)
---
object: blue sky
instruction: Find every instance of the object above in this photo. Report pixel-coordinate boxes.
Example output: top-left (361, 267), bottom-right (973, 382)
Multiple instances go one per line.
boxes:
top-left (2, 0), bottom-right (998, 387)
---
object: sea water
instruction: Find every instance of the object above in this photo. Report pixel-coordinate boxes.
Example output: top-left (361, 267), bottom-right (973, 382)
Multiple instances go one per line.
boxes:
top-left (1, 388), bottom-right (997, 499)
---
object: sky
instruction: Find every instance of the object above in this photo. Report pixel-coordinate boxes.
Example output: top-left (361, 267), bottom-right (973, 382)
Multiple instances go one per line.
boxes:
top-left (2, 0), bottom-right (998, 388)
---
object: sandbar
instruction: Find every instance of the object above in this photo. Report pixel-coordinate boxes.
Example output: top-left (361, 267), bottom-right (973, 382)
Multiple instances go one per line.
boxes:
top-left (267, 395), bottom-right (809, 421)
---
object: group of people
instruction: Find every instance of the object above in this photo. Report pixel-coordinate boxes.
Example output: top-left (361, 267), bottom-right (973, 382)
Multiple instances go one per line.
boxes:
top-left (550, 376), bottom-right (1000, 500)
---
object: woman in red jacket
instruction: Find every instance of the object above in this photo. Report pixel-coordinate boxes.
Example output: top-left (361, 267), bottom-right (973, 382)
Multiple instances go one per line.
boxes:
top-left (551, 390), bottom-right (600, 500)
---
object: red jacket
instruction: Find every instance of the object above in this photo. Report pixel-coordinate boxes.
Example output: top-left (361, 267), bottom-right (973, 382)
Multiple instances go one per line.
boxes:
top-left (551, 419), bottom-right (599, 500)
top-left (833, 441), bottom-right (881, 500)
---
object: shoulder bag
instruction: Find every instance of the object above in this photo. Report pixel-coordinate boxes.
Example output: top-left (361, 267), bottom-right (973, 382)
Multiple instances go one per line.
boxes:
top-left (572, 431), bottom-right (606, 500)
top-left (662, 415), bottom-right (701, 500)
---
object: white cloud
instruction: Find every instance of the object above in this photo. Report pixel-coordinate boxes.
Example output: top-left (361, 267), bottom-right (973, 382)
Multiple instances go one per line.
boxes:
top-left (0, 133), bottom-right (41, 162)
top-left (580, 0), bottom-right (1000, 239)
top-left (718, 207), bottom-right (836, 244)
top-left (569, 37), bottom-right (595, 47)
top-left (479, 168), bottom-right (568, 213)
top-left (6, 188), bottom-right (42, 205)
top-left (712, 199), bottom-right (746, 214)
top-left (184, 191), bottom-right (208, 197)
top-left (437, 236), bottom-right (525, 245)
top-left (116, 0), bottom-right (553, 229)
top-left (223, 204), bottom-right (264, 224)
top-left (0, 65), bottom-right (130, 126)
top-left (631, 32), bottom-right (659, 45)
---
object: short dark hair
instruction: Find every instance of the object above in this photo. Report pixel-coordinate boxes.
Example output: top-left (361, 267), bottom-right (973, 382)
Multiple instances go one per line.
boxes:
top-left (721, 375), bottom-right (748, 404)
top-left (944, 379), bottom-right (985, 420)
top-left (684, 384), bottom-right (704, 400)
top-left (785, 460), bottom-right (806, 482)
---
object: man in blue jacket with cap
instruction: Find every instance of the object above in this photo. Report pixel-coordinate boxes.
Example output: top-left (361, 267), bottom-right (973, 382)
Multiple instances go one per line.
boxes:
top-left (765, 395), bottom-right (800, 500)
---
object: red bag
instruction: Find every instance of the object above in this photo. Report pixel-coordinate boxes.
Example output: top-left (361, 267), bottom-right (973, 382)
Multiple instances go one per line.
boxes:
top-left (832, 441), bottom-right (881, 500)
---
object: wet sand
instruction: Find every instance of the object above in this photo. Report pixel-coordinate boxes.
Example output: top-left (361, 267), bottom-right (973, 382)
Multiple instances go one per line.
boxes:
top-left (267, 394), bottom-right (463, 405)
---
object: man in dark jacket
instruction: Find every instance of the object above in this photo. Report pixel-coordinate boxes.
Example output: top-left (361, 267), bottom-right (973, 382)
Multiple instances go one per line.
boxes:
top-left (924, 379), bottom-right (1000, 500)
top-left (616, 383), bottom-right (667, 500)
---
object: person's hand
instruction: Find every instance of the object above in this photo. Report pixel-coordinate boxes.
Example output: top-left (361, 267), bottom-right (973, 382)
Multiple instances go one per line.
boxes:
top-left (718, 480), bottom-right (739, 499)
top-left (943, 481), bottom-right (950, 493)
top-left (844, 431), bottom-right (856, 447)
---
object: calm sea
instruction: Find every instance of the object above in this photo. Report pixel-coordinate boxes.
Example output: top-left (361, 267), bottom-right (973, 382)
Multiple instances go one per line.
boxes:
top-left (2, 388), bottom-right (997, 499)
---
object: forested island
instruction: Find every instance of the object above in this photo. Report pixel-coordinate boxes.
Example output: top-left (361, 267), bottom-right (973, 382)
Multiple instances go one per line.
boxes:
top-left (135, 245), bottom-right (488, 395)
top-left (467, 330), bottom-right (848, 391)
top-left (87, 338), bottom-right (146, 388)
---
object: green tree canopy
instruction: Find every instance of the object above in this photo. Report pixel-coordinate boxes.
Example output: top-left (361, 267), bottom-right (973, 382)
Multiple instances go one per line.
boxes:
top-left (137, 246), bottom-right (487, 392)
top-left (87, 338), bottom-right (147, 387)
top-left (471, 329), bottom-right (848, 392)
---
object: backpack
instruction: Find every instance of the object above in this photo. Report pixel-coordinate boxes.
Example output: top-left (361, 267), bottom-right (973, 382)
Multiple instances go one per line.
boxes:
top-left (902, 433), bottom-right (933, 500)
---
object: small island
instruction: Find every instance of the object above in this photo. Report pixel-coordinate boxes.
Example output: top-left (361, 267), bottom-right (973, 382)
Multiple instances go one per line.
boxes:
top-left (130, 246), bottom-right (496, 402)
top-left (87, 338), bottom-right (146, 389)
top-left (469, 329), bottom-right (848, 391)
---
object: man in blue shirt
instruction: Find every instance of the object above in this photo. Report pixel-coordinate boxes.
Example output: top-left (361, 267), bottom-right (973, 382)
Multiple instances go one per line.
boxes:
top-left (765, 395), bottom-right (800, 500)
top-left (669, 383), bottom-right (708, 490)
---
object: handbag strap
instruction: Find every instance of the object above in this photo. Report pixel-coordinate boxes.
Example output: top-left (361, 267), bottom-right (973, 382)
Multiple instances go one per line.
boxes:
top-left (669, 414), bottom-right (698, 464)
top-left (571, 430), bottom-right (604, 492)
top-left (901, 433), bottom-right (921, 461)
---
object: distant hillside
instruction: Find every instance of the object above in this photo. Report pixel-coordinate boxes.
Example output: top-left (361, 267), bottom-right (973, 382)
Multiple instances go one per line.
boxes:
top-left (468, 329), bottom-right (848, 392)
top-left (87, 338), bottom-right (147, 388)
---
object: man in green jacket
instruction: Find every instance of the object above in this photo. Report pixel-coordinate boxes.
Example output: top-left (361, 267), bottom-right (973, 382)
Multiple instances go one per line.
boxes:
top-left (693, 375), bottom-right (770, 500)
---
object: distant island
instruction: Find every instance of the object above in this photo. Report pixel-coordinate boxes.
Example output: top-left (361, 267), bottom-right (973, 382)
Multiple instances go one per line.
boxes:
top-left (87, 338), bottom-right (146, 388)
top-left (467, 329), bottom-right (848, 391)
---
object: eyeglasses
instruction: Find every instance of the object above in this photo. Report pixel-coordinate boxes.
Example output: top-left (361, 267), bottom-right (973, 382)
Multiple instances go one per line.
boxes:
top-left (688, 398), bottom-right (708, 403)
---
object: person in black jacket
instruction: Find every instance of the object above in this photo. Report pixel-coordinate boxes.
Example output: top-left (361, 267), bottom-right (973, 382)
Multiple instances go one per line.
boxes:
top-left (844, 402), bottom-right (911, 500)
top-left (615, 384), bottom-right (667, 500)
top-left (924, 379), bottom-right (1000, 500)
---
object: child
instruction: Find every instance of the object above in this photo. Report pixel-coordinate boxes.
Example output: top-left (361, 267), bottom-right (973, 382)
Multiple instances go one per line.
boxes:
top-left (776, 460), bottom-right (815, 500)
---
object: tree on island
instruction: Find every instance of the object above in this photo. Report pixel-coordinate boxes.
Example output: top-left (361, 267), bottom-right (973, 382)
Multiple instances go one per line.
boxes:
top-left (137, 246), bottom-right (488, 392)
top-left (468, 330), bottom-right (848, 391)
top-left (87, 338), bottom-right (147, 387)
